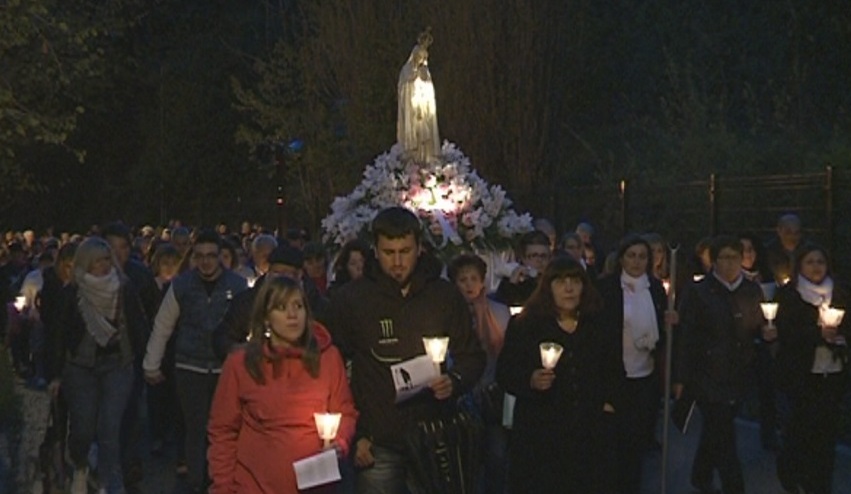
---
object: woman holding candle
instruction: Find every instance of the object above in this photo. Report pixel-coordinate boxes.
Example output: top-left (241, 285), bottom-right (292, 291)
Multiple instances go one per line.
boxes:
top-left (739, 231), bottom-right (781, 451)
top-left (775, 244), bottom-right (849, 494)
top-left (597, 235), bottom-right (670, 494)
top-left (208, 276), bottom-right (357, 494)
top-left (496, 256), bottom-right (621, 493)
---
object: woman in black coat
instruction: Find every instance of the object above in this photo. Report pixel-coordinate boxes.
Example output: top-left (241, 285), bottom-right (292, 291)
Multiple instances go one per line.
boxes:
top-left (597, 235), bottom-right (670, 494)
top-left (775, 244), bottom-right (849, 494)
top-left (496, 257), bottom-right (621, 493)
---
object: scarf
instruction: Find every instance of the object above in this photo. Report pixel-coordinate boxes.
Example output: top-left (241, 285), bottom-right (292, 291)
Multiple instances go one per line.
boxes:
top-left (76, 268), bottom-right (121, 347)
top-left (470, 292), bottom-right (505, 359)
top-left (796, 275), bottom-right (833, 307)
top-left (621, 272), bottom-right (659, 351)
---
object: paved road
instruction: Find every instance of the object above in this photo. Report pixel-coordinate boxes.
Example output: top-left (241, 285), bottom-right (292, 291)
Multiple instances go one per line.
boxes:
top-left (131, 409), bottom-right (851, 494)
top-left (644, 412), bottom-right (851, 494)
top-left (9, 383), bottom-right (847, 493)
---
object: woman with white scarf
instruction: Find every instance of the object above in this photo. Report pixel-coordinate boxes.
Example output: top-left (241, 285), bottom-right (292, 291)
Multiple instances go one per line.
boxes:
top-left (775, 244), bottom-right (849, 494)
top-left (54, 237), bottom-right (148, 494)
top-left (598, 235), bottom-right (672, 494)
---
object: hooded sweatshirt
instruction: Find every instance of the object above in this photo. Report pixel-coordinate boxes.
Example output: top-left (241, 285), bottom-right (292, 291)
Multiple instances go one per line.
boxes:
top-left (208, 323), bottom-right (356, 494)
top-left (328, 253), bottom-right (486, 449)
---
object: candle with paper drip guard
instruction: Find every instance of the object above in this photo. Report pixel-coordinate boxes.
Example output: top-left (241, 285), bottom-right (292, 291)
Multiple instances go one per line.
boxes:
top-left (760, 302), bottom-right (778, 327)
top-left (246, 276), bottom-right (258, 288)
top-left (539, 342), bottom-right (564, 370)
top-left (819, 305), bottom-right (845, 328)
top-left (13, 295), bottom-right (26, 312)
top-left (760, 302), bottom-right (779, 341)
top-left (313, 413), bottom-right (342, 448)
top-left (422, 336), bottom-right (449, 374)
top-left (509, 306), bottom-right (523, 316)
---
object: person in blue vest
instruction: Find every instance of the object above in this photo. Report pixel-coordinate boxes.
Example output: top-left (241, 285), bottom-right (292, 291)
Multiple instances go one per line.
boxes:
top-left (143, 229), bottom-right (247, 494)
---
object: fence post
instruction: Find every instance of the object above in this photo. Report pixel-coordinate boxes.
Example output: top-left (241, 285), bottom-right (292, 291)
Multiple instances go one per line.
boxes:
top-left (620, 179), bottom-right (628, 237)
top-left (709, 173), bottom-right (718, 236)
top-left (825, 165), bottom-right (835, 266)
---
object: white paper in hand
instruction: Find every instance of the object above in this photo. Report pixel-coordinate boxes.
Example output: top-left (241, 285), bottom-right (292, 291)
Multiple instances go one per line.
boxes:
top-left (293, 448), bottom-right (341, 490)
top-left (390, 354), bottom-right (439, 403)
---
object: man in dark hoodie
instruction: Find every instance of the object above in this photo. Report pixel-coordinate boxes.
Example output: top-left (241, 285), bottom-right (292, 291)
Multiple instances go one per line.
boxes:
top-left (211, 244), bottom-right (328, 359)
top-left (328, 206), bottom-right (486, 493)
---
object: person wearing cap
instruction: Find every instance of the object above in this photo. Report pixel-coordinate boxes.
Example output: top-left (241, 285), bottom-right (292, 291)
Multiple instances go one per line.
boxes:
top-left (285, 227), bottom-right (309, 251)
top-left (212, 244), bottom-right (329, 360)
top-left (143, 230), bottom-right (247, 494)
top-left (302, 241), bottom-right (329, 296)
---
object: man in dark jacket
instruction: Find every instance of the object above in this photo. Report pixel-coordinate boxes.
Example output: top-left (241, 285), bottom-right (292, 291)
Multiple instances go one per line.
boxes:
top-left (673, 235), bottom-right (765, 494)
top-left (212, 244), bottom-right (328, 359)
top-left (494, 230), bottom-right (551, 307)
top-left (328, 207), bottom-right (486, 493)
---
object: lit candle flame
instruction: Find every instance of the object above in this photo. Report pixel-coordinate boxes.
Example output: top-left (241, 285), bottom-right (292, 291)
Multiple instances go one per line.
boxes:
top-left (509, 306), bottom-right (523, 316)
top-left (760, 302), bottom-right (778, 322)
top-left (13, 296), bottom-right (26, 312)
top-left (313, 412), bottom-right (342, 447)
top-left (819, 305), bottom-right (845, 328)
top-left (422, 337), bottom-right (449, 364)
top-left (539, 342), bottom-right (564, 370)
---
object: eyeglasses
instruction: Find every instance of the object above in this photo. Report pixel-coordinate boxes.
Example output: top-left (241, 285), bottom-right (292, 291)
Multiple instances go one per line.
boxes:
top-left (525, 253), bottom-right (551, 260)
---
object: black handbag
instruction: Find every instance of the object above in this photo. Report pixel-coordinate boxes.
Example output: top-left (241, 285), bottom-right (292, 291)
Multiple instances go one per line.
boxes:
top-left (405, 408), bottom-right (484, 494)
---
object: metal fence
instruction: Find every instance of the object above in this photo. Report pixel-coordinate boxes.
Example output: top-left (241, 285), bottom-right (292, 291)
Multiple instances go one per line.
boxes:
top-left (553, 166), bottom-right (851, 276)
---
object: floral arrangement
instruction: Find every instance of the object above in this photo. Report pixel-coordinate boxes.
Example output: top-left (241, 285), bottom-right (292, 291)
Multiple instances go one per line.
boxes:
top-left (321, 141), bottom-right (534, 258)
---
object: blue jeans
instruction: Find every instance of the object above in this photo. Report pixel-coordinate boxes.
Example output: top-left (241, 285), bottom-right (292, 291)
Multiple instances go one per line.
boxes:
top-left (355, 444), bottom-right (420, 494)
top-left (63, 354), bottom-right (134, 494)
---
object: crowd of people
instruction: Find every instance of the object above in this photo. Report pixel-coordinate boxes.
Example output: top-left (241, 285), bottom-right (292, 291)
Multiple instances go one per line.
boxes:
top-left (0, 211), bottom-right (847, 494)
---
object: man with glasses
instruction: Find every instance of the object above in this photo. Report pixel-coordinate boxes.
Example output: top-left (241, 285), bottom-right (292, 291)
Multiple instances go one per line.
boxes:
top-left (143, 230), bottom-right (247, 494)
top-left (494, 230), bottom-right (552, 307)
top-left (673, 235), bottom-right (765, 494)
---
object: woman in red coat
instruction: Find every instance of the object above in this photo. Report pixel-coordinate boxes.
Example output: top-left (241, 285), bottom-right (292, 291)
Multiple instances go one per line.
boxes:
top-left (208, 276), bottom-right (357, 494)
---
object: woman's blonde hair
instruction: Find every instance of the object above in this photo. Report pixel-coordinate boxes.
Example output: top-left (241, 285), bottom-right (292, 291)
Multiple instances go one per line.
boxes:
top-left (243, 276), bottom-right (319, 384)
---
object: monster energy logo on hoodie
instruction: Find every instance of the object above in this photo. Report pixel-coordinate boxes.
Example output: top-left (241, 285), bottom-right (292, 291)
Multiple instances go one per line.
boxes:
top-left (378, 318), bottom-right (398, 345)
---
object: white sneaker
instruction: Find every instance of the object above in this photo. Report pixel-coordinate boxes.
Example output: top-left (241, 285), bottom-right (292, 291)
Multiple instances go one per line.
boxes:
top-left (71, 467), bottom-right (88, 494)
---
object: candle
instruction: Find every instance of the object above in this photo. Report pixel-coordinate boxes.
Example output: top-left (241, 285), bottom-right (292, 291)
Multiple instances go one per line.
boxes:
top-left (13, 296), bottom-right (26, 312)
top-left (662, 280), bottom-right (671, 296)
top-left (313, 412), bottom-right (342, 448)
top-left (819, 305), bottom-right (845, 328)
top-left (539, 342), bottom-right (564, 370)
top-left (423, 336), bottom-right (449, 374)
top-left (760, 302), bottom-right (778, 326)
top-left (246, 276), bottom-right (258, 288)
top-left (760, 302), bottom-right (779, 342)
top-left (509, 306), bottom-right (523, 316)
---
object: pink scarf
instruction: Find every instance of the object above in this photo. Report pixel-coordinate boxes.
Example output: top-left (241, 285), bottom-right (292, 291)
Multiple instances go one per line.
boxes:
top-left (470, 292), bottom-right (505, 359)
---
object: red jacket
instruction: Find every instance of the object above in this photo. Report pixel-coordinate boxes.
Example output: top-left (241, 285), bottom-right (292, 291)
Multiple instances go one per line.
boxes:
top-left (208, 322), bottom-right (357, 494)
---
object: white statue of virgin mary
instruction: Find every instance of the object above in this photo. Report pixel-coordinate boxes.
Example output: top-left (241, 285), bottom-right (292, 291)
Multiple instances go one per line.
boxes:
top-left (397, 29), bottom-right (440, 163)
